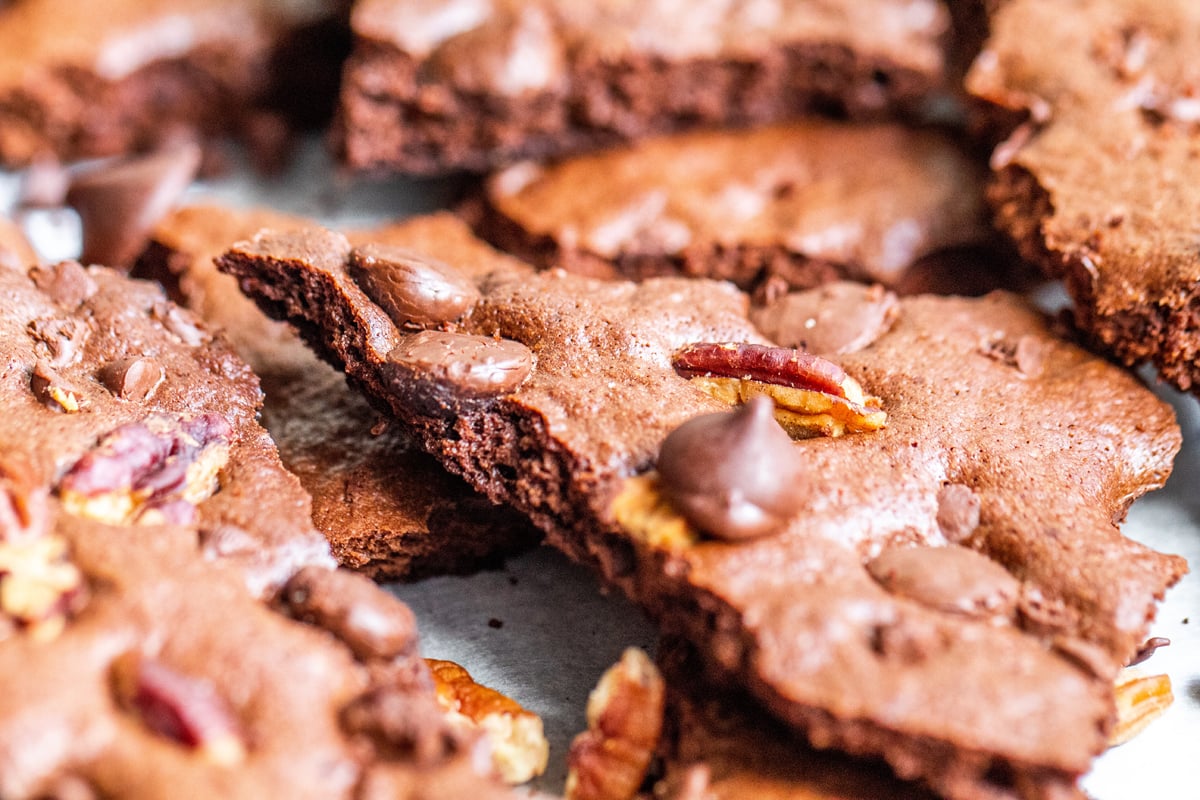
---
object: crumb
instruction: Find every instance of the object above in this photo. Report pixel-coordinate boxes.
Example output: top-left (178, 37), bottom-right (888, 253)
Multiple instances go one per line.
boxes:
top-left (488, 618), bottom-right (504, 629)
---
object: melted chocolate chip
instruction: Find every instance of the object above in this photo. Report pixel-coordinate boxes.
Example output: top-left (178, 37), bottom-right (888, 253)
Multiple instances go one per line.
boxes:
top-left (388, 330), bottom-right (532, 396)
top-left (1128, 636), bottom-right (1170, 667)
top-left (935, 484), bottom-right (981, 543)
top-left (349, 243), bottom-right (481, 329)
top-left (866, 545), bottom-right (1020, 618)
top-left (100, 357), bottom-right (165, 401)
top-left (656, 396), bottom-right (807, 541)
top-left (751, 283), bottom-right (900, 355)
top-left (67, 142), bottom-right (201, 268)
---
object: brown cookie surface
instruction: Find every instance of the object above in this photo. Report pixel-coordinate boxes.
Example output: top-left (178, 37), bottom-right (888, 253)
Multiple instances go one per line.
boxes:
top-left (0, 258), bottom-right (332, 593)
top-left (470, 121), bottom-right (995, 293)
top-left (967, 0), bottom-right (1200, 393)
top-left (219, 214), bottom-right (1185, 800)
top-left (337, 0), bottom-right (950, 175)
top-left (139, 205), bottom-right (539, 580)
top-left (0, 0), bottom-right (347, 168)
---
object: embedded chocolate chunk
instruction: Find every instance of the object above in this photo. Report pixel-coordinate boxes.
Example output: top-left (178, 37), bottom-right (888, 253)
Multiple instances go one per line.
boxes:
top-left (350, 244), bottom-right (481, 328)
top-left (751, 283), bottom-right (900, 355)
top-left (278, 566), bottom-right (419, 662)
top-left (388, 331), bottom-right (533, 397)
top-left (657, 397), bottom-right (806, 542)
top-left (936, 484), bottom-right (982, 543)
top-left (100, 357), bottom-right (165, 402)
top-left (866, 545), bottom-right (1021, 619)
top-left (30, 358), bottom-right (82, 413)
top-left (67, 143), bottom-right (201, 268)
top-left (28, 261), bottom-right (96, 308)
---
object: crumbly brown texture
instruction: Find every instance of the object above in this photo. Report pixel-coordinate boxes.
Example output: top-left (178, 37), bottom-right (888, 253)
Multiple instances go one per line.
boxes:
top-left (0, 500), bottom-right (512, 799)
top-left (0, 0), bottom-right (349, 168)
top-left (337, 0), bottom-right (951, 175)
top-left (468, 121), bottom-right (1000, 294)
top-left (967, 0), bottom-right (1200, 394)
top-left (219, 215), bottom-right (1186, 800)
top-left (0, 258), bottom-right (332, 594)
top-left (137, 205), bottom-right (539, 581)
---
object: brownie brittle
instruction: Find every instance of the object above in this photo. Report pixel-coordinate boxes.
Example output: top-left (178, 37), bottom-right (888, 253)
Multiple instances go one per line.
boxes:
top-left (337, 0), bottom-right (950, 175)
top-left (219, 215), bottom-right (1186, 800)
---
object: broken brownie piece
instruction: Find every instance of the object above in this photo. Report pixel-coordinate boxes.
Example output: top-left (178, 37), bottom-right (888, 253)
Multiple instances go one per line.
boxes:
top-left (467, 121), bottom-right (999, 294)
top-left (138, 205), bottom-right (539, 581)
top-left (336, 0), bottom-right (951, 175)
top-left (967, 0), bottom-right (1200, 394)
top-left (0, 0), bottom-right (348, 168)
top-left (1, 258), bottom-right (332, 593)
top-left (219, 215), bottom-right (1185, 800)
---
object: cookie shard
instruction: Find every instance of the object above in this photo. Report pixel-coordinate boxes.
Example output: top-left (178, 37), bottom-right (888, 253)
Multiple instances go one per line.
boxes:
top-left (138, 205), bottom-right (540, 582)
top-left (0, 507), bottom-right (512, 799)
top-left (337, 0), bottom-right (950, 175)
top-left (219, 216), bottom-right (1185, 800)
top-left (0, 0), bottom-right (347, 168)
top-left (470, 121), bottom-right (998, 294)
top-left (967, 0), bottom-right (1200, 393)
top-left (1, 259), bottom-right (332, 595)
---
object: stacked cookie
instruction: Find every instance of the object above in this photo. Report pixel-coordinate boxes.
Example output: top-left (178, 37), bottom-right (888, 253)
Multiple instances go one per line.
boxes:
top-left (0, 1), bottom-right (1194, 800)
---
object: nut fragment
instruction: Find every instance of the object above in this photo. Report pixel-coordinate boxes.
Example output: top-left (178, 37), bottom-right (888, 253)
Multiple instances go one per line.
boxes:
top-left (1110, 671), bottom-right (1173, 747)
top-left (427, 658), bottom-right (549, 784)
top-left (565, 648), bottom-right (665, 800)
top-left (30, 358), bottom-right (83, 413)
top-left (672, 342), bottom-right (885, 438)
top-left (112, 652), bottom-right (246, 765)
top-left (100, 357), bottom-right (166, 402)
top-left (611, 473), bottom-right (700, 550)
top-left (58, 414), bottom-right (231, 525)
top-left (0, 534), bottom-right (83, 642)
top-left (349, 243), bottom-right (482, 329)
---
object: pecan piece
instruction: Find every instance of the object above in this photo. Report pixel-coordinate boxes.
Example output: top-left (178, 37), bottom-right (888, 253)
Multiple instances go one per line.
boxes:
top-left (1110, 671), bottom-right (1173, 747)
top-left (58, 414), bottom-right (231, 525)
top-left (565, 648), bottom-right (664, 800)
top-left (112, 653), bottom-right (246, 765)
top-left (0, 534), bottom-right (83, 642)
top-left (672, 343), bottom-right (885, 438)
top-left (611, 474), bottom-right (701, 550)
top-left (427, 658), bottom-right (549, 784)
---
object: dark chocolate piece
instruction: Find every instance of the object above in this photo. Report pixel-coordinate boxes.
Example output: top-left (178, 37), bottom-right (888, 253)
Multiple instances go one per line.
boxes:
top-left (751, 283), bottom-right (900, 355)
top-left (349, 244), bottom-right (481, 328)
top-left (1128, 636), bottom-right (1170, 667)
top-left (866, 545), bottom-right (1021, 619)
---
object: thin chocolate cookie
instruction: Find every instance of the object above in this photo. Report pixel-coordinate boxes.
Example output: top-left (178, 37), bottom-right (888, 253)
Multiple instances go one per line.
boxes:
top-left (337, 0), bottom-right (950, 175)
top-left (138, 205), bottom-right (538, 581)
top-left (966, 0), bottom-right (1200, 393)
top-left (467, 121), bottom-right (999, 294)
top-left (220, 217), bottom-right (1186, 800)
top-left (0, 0), bottom-right (348, 168)
top-left (1, 259), bottom-right (332, 594)
top-left (0, 487), bottom-right (512, 799)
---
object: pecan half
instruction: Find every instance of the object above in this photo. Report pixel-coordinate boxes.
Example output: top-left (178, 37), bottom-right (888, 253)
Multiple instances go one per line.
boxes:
top-left (58, 414), bottom-right (231, 525)
top-left (112, 652), bottom-right (246, 765)
top-left (565, 648), bottom-right (665, 800)
top-left (0, 534), bottom-right (83, 642)
top-left (1110, 671), bottom-right (1173, 747)
top-left (427, 658), bottom-right (549, 784)
top-left (672, 343), bottom-right (885, 438)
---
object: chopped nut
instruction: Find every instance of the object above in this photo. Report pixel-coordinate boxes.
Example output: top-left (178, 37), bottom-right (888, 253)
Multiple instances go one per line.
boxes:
top-left (565, 648), bottom-right (665, 800)
top-left (0, 534), bottom-right (83, 642)
top-left (112, 652), bottom-right (246, 765)
top-left (427, 659), bottom-right (549, 785)
top-left (611, 474), bottom-right (700, 550)
top-left (30, 359), bottom-right (83, 413)
top-left (58, 414), bottom-right (231, 525)
top-left (672, 343), bottom-right (885, 438)
top-left (1110, 671), bottom-right (1172, 746)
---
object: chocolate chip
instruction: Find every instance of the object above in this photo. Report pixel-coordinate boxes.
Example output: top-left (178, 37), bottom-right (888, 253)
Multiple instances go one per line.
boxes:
top-left (751, 282), bottom-right (900, 355)
top-left (657, 396), bottom-right (807, 541)
top-left (1128, 636), bottom-right (1170, 667)
top-left (277, 567), bottom-right (419, 662)
top-left (388, 330), bottom-right (532, 396)
top-left (935, 484), bottom-right (981, 543)
top-left (866, 545), bottom-right (1020, 618)
top-left (349, 244), bottom-right (481, 329)
top-left (28, 316), bottom-right (90, 368)
top-left (30, 358), bottom-right (83, 413)
top-left (29, 261), bottom-right (96, 308)
top-left (100, 357), bottom-right (165, 401)
top-left (66, 142), bottom-right (201, 268)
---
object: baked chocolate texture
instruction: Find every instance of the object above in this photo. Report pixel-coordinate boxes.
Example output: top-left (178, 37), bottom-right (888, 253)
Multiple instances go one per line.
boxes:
top-left (0, 0), bottom-right (350, 168)
top-left (337, 0), bottom-right (951, 175)
top-left (220, 214), bottom-right (1186, 800)
top-left (967, 0), bottom-right (1200, 394)
top-left (466, 120), bottom-right (1015, 295)
top-left (137, 205), bottom-right (539, 581)
top-left (1, 254), bottom-right (333, 594)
